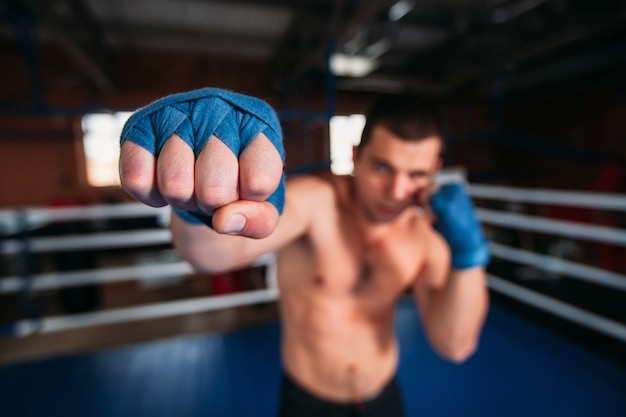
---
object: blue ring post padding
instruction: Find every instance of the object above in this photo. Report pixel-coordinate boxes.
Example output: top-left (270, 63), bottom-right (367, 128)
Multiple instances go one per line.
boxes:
top-left (0, 323), bottom-right (16, 337)
top-left (120, 88), bottom-right (286, 224)
top-left (430, 182), bottom-right (490, 269)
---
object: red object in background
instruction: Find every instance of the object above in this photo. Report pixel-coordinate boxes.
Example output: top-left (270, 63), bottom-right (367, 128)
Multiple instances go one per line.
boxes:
top-left (545, 164), bottom-right (624, 273)
top-left (591, 165), bottom-right (621, 192)
top-left (210, 272), bottom-right (246, 295)
top-left (48, 197), bottom-right (91, 207)
top-left (547, 165), bottom-right (622, 223)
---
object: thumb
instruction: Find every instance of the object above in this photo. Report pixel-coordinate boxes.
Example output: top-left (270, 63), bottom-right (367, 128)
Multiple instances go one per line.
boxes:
top-left (212, 200), bottom-right (279, 239)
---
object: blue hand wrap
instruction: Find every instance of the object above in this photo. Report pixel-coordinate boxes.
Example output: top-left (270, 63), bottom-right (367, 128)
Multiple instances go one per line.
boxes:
top-left (120, 88), bottom-right (285, 226)
top-left (430, 183), bottom-right (490, 269)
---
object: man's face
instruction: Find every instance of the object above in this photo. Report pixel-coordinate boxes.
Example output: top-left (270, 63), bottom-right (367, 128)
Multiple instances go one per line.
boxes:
top-left (353, 125), bottom-right (442, 223)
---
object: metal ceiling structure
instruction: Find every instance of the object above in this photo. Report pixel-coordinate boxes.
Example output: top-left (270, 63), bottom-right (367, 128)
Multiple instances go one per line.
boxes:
top-left (2, 0), bottom-right (626, 99)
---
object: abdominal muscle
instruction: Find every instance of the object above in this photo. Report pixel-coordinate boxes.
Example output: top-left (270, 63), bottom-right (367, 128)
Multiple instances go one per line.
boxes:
top-left (281, 298), bottom-right (398, 403)
top-left (276, 242), bottom-right (402, 403)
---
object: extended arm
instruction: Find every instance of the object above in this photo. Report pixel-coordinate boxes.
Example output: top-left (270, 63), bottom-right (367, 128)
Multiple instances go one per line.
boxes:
top-left (119, 87), bottom-right (285, 238)
top-left (170, 175), bottom-right (318, 273)
top-left (119, 88), bottom-right (311, 272)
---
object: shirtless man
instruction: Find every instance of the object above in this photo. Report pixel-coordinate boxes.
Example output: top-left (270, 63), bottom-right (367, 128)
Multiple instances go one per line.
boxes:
top-left (119, 89), bottom-right (490, 416)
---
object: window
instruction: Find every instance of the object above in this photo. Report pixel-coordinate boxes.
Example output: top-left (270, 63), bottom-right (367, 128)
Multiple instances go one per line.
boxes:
top-left (82, 112), bottom-right (367, 184)
top-left (82, 112), bottom-right (132, 187)
top-left (329, 114), bottom-right (365, 175)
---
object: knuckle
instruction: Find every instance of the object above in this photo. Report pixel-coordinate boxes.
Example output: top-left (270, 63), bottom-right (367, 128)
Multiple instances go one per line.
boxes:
top-left (120, 165), bottom-right (152, 194)
top-left (195, 186), bottom-right (237, 208)
top-left (241, 173), bottom-right (277, 200)
top-left (159, 175), bottom-right (193, 202)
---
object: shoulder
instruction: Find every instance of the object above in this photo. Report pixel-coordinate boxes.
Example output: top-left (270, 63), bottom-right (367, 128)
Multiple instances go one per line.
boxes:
top-left (285, 172), bottom-right (344, 206)
top-left (285, 173), bottom-right (337, 201)
top-left (282, 173), bottom-right (340, 224)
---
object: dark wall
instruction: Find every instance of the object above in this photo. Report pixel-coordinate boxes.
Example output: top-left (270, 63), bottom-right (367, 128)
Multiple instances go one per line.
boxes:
top-left (444, 83), bottom-right (626, 193)
top-left (1, 42), bottom-right (625, 207)
top-left (0, 45), bottom-right (353, 207)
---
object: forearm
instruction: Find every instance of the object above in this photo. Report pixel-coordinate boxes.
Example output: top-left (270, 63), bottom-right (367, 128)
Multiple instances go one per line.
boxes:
top-left (423, 182), bottom-right (491, 362)
top-left (169, 182), bottom-right (311, 273)
top-left (170, 213), bottom-right (259, 273)
top-left (420, 267), bottom-right (489, 363)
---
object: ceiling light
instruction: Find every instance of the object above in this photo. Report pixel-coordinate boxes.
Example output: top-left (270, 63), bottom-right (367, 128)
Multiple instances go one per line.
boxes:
top-left (365, 38), bottom-right (392, 59)
top-left (389, 0), bottom-right (415, 21)
top-left (330, 53), bottom-right (379, 77)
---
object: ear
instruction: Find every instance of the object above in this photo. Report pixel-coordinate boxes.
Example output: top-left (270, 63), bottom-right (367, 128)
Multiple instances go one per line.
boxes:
top-left (352, 146), bottom-right (360, 162)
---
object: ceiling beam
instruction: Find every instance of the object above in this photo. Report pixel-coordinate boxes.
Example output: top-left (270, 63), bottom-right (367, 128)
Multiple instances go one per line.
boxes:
top-left (22, 0), bottom-right (115, 93)
top-left (336, 74), bottom-right (447, 96)
top-left (270, 2), bottom-right (339, 89)
top-left (271, 0), bottom-right (399, 88)
top-left (442, 1), bottom-right (626, 93)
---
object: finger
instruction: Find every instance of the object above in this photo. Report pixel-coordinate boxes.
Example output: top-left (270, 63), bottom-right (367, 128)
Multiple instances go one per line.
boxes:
top-left (238, 133), bottom-right (283, 201)
top-left (119, 141), bottom-right (167, 207)
top-left (195, 135), bottom-right (239, 212)
top-left (212, 200), bottom-right (279, 239)
top-left (157, 134), bottom-right (197, 210)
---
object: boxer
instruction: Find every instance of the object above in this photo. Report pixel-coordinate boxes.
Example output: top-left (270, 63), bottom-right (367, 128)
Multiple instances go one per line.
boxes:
top-left (120, 89), bottom-right (490, 416)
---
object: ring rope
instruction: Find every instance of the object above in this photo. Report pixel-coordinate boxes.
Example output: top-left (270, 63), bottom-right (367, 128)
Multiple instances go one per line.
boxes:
top-left (0, 254), bottom-right (275, 294)
top-left (1, 229), bottom-right (172, 254)
top-left (13, 288), bottom-right (279, 336)
top-left (489, 242), bottom-right (626, 292)
top-left (1, 180), bottom-right (625, 341)
top-left (488, 275), bottom-right (626, 343)
top-left (470, 184), bottom-right (626, 211)
top-left (477, 208), bottom-right (626, 247)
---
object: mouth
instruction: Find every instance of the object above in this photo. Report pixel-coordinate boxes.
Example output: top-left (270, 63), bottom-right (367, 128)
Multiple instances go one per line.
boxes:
top-left (376, 203), bottom-right (403, 218)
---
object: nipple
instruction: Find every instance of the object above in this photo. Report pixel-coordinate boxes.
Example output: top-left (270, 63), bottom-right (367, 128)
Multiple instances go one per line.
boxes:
top-left (313, 275), bottom-right (324, 286)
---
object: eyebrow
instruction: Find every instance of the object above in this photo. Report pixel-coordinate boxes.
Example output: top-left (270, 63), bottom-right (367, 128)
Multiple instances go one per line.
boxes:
top-left (409, 170), bottom-right (429, 177)
top-left (370, 156), bottom-right (430, 177)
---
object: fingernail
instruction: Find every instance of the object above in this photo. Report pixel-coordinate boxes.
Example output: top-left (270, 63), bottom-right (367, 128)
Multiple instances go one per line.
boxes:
top-left (223, 213), bottom-right (246, 234)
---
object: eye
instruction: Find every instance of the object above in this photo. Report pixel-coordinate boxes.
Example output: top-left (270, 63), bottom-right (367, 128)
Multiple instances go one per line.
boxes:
top-left (375, 163), bottom-right (390, 173)
top-left (410, 171), bottom-right (428, 180)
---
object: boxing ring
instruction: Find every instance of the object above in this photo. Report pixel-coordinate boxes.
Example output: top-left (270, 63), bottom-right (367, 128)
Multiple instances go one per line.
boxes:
top-left (0, 181), bottom-right (625, 416)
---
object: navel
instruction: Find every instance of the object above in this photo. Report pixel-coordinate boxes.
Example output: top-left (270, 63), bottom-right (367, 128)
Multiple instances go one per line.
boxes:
top-left (346, 364), bottom-right (360, 405)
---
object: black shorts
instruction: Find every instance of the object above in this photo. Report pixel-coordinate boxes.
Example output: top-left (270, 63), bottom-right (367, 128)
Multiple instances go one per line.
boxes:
top-left (278, 373), bottom-right (405, 417)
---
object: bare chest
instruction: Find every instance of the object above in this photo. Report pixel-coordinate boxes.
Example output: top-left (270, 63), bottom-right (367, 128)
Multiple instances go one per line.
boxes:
top-left (277, 211), bottom-right (425, 307)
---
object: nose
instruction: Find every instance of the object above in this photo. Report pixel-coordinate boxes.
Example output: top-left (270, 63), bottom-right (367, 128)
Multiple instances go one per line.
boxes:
top-left (388, 174), bottom-right (413, 201)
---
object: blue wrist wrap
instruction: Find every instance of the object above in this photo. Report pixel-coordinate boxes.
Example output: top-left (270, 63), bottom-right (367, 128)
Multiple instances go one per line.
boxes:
top-left (120, 88), bottom-right (286, 226)
top-left (430, 183), bottom-right (490, 269)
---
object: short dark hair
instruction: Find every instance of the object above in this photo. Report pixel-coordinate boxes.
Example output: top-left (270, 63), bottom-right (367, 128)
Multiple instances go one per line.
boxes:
top-left (358, 94), bottom-right (443, 149)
